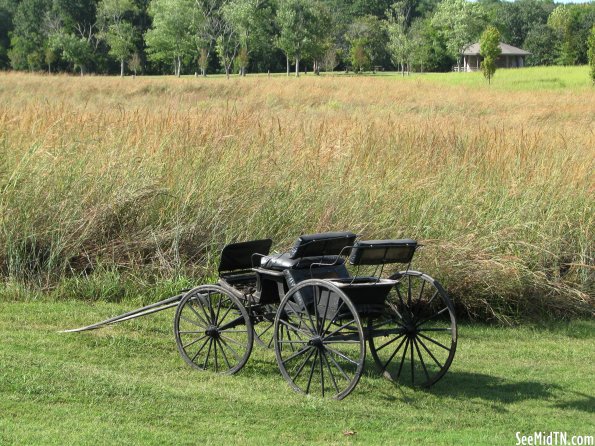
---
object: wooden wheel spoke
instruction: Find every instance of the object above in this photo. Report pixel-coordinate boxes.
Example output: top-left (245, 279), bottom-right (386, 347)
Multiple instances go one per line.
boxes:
top-left (278, 318), bottom-right (314, 337)
top-left (396, 338), bottom-right (410, 379)
top-left (375, 333), bottom-right (405, 352)
top-left (203, 338), bottom-right (213, 369)
top-left (325, 346), bottom-right (359, 365)
top-left (416, 336), bottom-right (443, 369)
top-left (413, 338), bottom-right (430, 382)
top-left (319, 347), bottom-right (325, 397)
top-left (216, 338), bottom-right (232, 369)
top-left (410, 334), bottom-right (415, 385)
top-left (426, 290), bottom-right (439, 307)
top-left (415, 307), bottom-right (449, 327)
top-left (288, 302), bottom-right (318, 335)
top-left (196, 293), bottom-right (214, 325)
top-left (213, 337), bottom-right (219, 372)
top-left (256, 322), bottom-right (273, 337)
top-left (325, 347), bottom-right (352, 382)
top-left (313, 286), bottom-right (321, 335)
top-left (323, 319), bottom-right (356, 340)
top-left (410, 278), bottom-right (426, 315)
top-left (214, 295), bottom-right (224, 325)
top-left (322, 300), bottom-right (344, 334)
top-left (383, 335), bottom-right (407, 370)
top-left (305, 349), bottom-right (319, 394)
top-left (182, 334), bottom-right (207, 349)
top-left (321, 349), bottom-right (340, 393)
top-left (179, 313), bottom-right (206, 328)
top-left (291, 348), bottom-right (315, 382)
top-left (187, 299), bottom-right (209, 326)
top-left (219, 333), bottom-right (245, 347)
top-left (217, 304), bottom-right (235, 327)
top-left (417, 332), bottom-right (451, 351)
top-left (282, 345), bottom-right (311, 364)
top-left (319, 289), bottom-right (331, 335)
top-left (190, 336), bottom-right (210, 362)
top-left (218, 336), bottom-right (241, 361)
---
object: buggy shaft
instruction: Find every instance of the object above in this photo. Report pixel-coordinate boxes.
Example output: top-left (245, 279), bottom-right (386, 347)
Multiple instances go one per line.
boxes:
top-left (61, 293), bottom-right (185, 333)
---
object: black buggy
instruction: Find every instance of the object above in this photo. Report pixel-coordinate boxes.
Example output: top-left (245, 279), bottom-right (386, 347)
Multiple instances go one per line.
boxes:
top-left (67, 232), bottom-right (457, 400)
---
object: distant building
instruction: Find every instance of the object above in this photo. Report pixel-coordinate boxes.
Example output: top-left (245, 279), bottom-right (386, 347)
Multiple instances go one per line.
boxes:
top-left (460, 42), bottom-right (531, 72)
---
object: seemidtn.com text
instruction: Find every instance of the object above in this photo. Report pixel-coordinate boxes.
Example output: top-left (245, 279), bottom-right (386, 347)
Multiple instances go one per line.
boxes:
top-left (516, 432), bottom-right (594, 446)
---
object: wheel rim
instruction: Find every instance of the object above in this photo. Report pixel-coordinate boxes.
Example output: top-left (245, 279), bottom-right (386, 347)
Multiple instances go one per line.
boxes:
top-left (174, 285), bottom-right (253, 375)
top-left (368, 271), bottom-right (457, 388)
top-left (274, 279), bottom-right (365, 400)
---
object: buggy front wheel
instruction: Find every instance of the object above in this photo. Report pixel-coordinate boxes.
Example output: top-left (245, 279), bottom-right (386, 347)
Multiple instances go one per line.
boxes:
top-left (174, 285), bottom-right (253, 375)
top-left (274, 279), bottom-right (366, 400)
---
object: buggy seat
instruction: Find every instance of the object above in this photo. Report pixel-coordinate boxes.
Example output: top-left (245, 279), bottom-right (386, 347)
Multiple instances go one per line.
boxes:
top-left (253, 232), bottom-right (356, 304)
top-left (259, 232), bottom-right (356, 271)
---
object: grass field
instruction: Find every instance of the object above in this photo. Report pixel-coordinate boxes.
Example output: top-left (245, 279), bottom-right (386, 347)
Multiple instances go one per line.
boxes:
top-left (0, 300), bottom-right (593, 445)
top-left (0, 67), bottom-right (593, 445)
top-left (0, 66), bottom-right (593, 322)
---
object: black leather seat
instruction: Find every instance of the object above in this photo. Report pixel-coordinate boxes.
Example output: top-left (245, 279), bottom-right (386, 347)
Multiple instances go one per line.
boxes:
top-left (260, 253), bottom-right (344, 271)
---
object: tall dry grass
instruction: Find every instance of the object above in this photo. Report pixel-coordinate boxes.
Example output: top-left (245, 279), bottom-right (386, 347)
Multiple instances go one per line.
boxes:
top-left (0, 72), bottom-right (593, 322)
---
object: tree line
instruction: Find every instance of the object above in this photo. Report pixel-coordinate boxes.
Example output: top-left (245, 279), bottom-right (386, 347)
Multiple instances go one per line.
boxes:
top-left (0, 0), bottom-right (594, 76)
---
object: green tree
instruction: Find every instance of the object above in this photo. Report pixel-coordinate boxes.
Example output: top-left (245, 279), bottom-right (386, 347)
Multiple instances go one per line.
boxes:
top-left (215, 22), bottom-right (240, 78)
top-left (492, 0), bottom-right (554, 48)
top-left (386, 3), bottom-right (412, 75)
top-left (145, 0), bottom-right (198, 77)
top-left (222, 0), bottom-right (269, 76)
top-left (588, 25), bottom-right (595, 85)
top-left (349, 38), bottom-right (370, 72)
top-left (8, 0), bottom-right (51, 71)
top-left (479, 25), bottom-right (500, 84)
top-left (548, 5), bottom-right (576, 65)
top-left (0, 0), bottom-right (19, 69)
top-left (49, 31), bottom-right (92, 75)
top-left (431, 0), bottom-right (486, 71)
top-left (523, 23), bottom-right (557, 66)
top-left (276, 0), bottom-right (320, 77)
top-left (193, 0), bottom-right (228, 77)
top-left (345, 15), bottom-right (389, 71)
top-left (98, 0), bottom-right (138, 76)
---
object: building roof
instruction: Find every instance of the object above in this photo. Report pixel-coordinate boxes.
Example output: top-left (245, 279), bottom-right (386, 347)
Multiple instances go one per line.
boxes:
top-left (462, 42), bottom-right (531, 56)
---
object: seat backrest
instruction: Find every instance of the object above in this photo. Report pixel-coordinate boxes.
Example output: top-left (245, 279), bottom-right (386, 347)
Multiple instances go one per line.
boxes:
top-left (348, 239), bottom-right (417, 265)
top-left (218, 239), bottom-right (273, 273)
top-left (287, 232), bottom-right (357, 259)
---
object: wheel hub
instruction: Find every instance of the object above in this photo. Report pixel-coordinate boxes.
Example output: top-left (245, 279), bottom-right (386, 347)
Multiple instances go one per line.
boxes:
top-left (405, 323), bottom-right (418, 336)
top-left (205, 326), bottom-right (220, 338)
top-left (308, 336), bottom-right (324, 348)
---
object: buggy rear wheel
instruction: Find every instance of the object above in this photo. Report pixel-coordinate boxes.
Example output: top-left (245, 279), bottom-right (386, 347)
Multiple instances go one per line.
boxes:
top-left (274, 279), bottom-right (366, 400)
top-left (368, 271), bottom-right (457, 388)
top-left (174, 285), bottom-right (253, 375)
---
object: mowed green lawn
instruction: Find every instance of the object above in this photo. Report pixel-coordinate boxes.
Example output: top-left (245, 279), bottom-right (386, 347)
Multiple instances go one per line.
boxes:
top-left (0, 300), bottom-right (593, 445)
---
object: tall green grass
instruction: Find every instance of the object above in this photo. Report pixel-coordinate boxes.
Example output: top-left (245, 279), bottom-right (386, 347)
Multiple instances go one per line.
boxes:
top-left (0, 70), bottom-right (593, 322)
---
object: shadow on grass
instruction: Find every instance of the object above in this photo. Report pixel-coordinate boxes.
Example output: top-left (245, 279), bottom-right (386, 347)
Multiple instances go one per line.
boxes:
top-left (426, 371), bottom-right (556, 404)
top-left (554, 392), bottom-right (595, 414)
